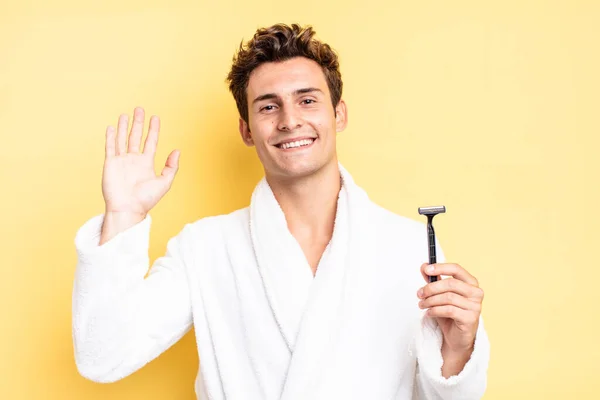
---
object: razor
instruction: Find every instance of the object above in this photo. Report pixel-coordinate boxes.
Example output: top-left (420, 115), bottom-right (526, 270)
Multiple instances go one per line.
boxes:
top-left (418, 205), bottom-right (446, 283)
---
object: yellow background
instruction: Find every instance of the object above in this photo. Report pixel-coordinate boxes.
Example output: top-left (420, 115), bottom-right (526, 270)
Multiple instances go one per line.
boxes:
top-left (1, 0), bottom-right (598, 398)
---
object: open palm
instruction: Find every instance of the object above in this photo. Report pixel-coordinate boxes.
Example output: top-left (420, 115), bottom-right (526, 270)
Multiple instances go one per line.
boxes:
top-left (102, 107), bottom-right (180, 217)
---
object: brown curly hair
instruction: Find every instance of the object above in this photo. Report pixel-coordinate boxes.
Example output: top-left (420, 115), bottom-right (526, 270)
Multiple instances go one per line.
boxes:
top-left (226, 23), bottom-right (343, 123)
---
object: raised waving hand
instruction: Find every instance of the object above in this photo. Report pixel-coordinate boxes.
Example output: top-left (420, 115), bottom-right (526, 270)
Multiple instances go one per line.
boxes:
top-left (100, 107), bottom-right (180, 243)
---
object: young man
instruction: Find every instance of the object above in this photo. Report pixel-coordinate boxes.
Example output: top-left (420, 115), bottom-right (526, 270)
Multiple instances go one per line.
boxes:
top-left (73, 24), bottom-right (489, 399)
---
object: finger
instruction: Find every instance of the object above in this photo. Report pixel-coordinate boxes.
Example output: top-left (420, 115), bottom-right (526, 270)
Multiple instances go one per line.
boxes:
top-left (420, 263), bottom-right (432, 283)
top-left (422, 263), bottom-right (478, 287)
top-left (427, 305), bottom-right (478, 325)
top-left (159, 150), bottom-right (180, 186)
top-left (128, 107), bottom-right (145, 153)
top-left (418, 292), bottom-right (481, 312)
top-left (105, 126), bottom-right (116, 158)
top-left (418, 278), bottom-right (484, 302)
top-left (116, 114), bottom-right (129, 155)
top-left (143, 115), bottom-right (160, 157)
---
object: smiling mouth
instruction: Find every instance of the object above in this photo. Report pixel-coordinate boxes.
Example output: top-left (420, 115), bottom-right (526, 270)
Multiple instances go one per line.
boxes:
top-left (275, 138), bottom-right (316, 150)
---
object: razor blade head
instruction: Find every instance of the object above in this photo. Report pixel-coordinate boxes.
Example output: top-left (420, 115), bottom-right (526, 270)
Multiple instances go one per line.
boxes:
top-left (418, 205), bottom-right (446, 216)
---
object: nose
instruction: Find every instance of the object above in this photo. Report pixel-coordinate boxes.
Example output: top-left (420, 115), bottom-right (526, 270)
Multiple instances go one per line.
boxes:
top-left (277, 105), bottom-right (303, 132)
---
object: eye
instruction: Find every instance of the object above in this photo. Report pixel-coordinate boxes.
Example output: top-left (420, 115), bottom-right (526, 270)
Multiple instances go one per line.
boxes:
top-left (260, 105), bottom-right (276, 112)
top-left (301, 99), bottom-right (316, 105)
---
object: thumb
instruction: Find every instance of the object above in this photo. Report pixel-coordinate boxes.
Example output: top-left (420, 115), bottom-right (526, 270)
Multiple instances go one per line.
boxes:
top-left (420, 263), bottom-right (431, 284)
top-left (160, 149), bottom-right (180, 186)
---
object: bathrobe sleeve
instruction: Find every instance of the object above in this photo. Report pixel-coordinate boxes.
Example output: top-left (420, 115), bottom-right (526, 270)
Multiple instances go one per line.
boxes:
top-left (72, 213), bottom-right (193, 383)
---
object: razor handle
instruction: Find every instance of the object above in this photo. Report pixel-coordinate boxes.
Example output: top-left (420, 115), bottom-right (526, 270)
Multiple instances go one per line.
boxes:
top-left (427, 222), bottom-right (438, 283)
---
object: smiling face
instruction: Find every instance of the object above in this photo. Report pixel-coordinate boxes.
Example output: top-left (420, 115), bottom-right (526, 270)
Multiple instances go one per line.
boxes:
top-left (239, 56), bottom-right (347, 181)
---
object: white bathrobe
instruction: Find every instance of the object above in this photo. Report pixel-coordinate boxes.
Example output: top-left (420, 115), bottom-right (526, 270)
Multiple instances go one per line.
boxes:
top-left (72, 164), bottom-right (490, 399)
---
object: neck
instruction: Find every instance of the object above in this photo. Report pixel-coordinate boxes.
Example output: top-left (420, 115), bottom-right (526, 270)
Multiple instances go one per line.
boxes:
top-left (266, 161), bottom-right (341, 243)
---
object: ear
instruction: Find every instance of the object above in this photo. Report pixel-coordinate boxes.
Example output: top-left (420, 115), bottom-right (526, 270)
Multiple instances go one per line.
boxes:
top-left (334, 99), bottom-right (348, 133)
top-left (238, 117), bottom-right (254, 147)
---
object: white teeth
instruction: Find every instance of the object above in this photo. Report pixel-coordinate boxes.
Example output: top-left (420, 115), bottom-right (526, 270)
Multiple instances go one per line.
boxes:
top-left (280, 139), bottom-right (314, 149)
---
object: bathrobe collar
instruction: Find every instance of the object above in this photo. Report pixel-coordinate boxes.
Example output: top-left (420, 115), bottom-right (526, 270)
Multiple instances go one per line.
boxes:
top-left (249, 163), bottom-right (376, 398)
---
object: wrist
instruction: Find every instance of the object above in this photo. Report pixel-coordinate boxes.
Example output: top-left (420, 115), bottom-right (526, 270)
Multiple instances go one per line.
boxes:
top-left (441, 341), bottom-right (474, 378)
top-left (100, 210), bottom-right (147, 245)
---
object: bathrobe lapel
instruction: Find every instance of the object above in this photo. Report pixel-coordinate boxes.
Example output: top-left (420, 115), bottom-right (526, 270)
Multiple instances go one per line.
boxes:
top-left (280, 165), bottom-right (375, 399)
top-left (249, 176), bottom-right (316, 352)
top-left (278, 178), bottom-right (351, 399)
top-left (249, 164), bottom-right (376, 399)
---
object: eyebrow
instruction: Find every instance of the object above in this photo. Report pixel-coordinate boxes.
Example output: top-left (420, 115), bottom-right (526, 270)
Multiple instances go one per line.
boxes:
top-left (252, 87), bottom-right (324, 105)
